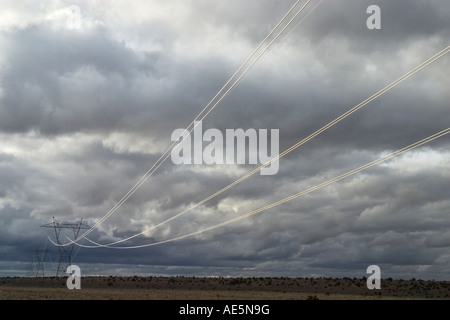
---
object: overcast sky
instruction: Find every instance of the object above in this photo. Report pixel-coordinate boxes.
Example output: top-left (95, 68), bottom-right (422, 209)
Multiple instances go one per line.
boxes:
top-left (0, 0), bottom-right (449, 280)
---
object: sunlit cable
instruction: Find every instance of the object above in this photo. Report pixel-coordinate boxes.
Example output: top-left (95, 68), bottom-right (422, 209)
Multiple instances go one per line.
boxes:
top-left (71, 127), bottom-right (450, 249)
top-left (66, 0), bottom-right (311, 244)
top-left (77, 44), bottom-right (450, 248)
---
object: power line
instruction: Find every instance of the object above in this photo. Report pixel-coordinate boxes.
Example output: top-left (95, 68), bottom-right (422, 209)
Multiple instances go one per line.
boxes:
top-left (75, 127), bottom-right (450, 249)
top-left (281, 0), bottom-right (325, 42)
top-left (78, 43), bottom-right (450, 248)
top-left (66, 0), bottom-right (314, 245)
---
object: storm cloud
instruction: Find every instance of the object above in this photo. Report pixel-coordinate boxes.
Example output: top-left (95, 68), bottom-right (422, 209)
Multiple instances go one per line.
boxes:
top-left (0, 0), bottom-right (449, 280)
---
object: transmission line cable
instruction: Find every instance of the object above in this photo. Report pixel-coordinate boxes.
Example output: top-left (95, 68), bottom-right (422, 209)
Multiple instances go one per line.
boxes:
top-left (66, 0), bottom-right (313, 245)
top-left (72, 127), bottom-right (450, 249)
top-left (76, 44), bottom-right (450, 248)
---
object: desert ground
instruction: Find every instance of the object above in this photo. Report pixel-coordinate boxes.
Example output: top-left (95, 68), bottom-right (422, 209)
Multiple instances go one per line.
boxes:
top-left (1, 276), bottom-right (449, 300)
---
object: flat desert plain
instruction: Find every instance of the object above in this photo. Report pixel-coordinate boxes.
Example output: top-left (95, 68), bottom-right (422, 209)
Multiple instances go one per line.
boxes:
top-left (1, 276), bottom-right (449, 300)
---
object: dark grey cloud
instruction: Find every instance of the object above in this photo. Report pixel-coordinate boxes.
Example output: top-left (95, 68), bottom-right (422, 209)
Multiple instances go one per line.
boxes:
top-left (0, 24), bottom-right (160, 135)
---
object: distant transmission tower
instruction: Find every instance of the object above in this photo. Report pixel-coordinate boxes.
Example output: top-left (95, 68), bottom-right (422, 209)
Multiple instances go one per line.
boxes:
top-left (41, 217), bottom-right (90, 277)
top-left (27, 242), bottom-right (48, 277)
top-left (33, 247), bottom-right (47, 277)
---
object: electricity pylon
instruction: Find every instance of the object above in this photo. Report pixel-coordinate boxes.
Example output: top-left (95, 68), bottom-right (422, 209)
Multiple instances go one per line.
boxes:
top-left (41, 217), bottom-right (89, 277)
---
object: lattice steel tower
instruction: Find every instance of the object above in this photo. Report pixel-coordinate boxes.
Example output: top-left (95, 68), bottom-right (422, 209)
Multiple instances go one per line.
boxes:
top-left (41, 217), bottom-right (90, 277)
top-left (26, 247), bottom-right (47, 277)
